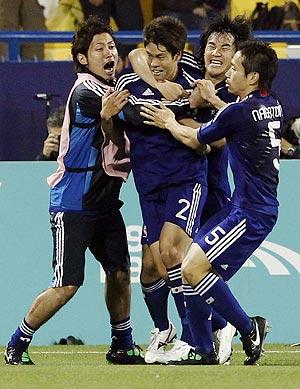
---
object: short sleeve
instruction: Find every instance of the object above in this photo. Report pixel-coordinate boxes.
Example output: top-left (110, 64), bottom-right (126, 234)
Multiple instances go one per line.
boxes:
top-left (198, 102), bottom-right (243, 144)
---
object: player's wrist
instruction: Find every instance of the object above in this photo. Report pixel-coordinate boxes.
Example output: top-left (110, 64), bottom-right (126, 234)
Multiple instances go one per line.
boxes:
top-left (101, 111), bottom-right (112, 121)
top-left (164, 117), bottom-right (176, 131)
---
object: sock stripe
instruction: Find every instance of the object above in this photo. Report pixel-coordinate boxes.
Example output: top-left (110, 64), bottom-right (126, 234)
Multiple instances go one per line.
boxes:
top-left (111, 319), bottom-right (131, 331)
top-left (167, 267), bottom-right (181, 282)
top-left (206, 218), bottom-right (246, 259)
top-left (142, 279), bottom-right (166, 293)
top-left (194, 273), bottom-right (220, 296)
top-left (20, 320), bottom-right (35, 336)
top-left (183, 284), bottom-right (198, 296)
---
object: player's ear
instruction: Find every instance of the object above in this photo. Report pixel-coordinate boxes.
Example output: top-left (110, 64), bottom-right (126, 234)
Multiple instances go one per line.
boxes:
top-left (249, 71), bottom-right (259, 86)
top-left (77, 53), bottom-right (88, 66)
top-left (174, 52), bottom-right (182, 62)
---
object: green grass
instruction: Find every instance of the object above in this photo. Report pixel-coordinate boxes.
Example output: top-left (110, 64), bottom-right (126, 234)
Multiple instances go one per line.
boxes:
top-left (1, 344), bottom-right (299, 389)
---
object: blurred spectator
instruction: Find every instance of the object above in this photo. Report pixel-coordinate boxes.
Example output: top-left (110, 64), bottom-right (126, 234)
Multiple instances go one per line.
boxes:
top-left (251, 1), bottom-right (300, 30)
top-left (36, 106), bottom-right (65, 161)
top-left (38, 0), bottom-right (59, 19)
top-left (153, 0), bottom-right (228, 30)
top-left (0, 0), bottom-right (45, 60)
top-left (79, 0), bottom-right (144, 61)
top-left (281, 117), bottom-right (300, 159)
top-left (282, 1), bottom-right (300, 30)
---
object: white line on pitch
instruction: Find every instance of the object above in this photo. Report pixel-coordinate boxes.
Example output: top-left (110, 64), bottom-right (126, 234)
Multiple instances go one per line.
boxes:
top-left (27, 350), bottom-right (300, 355)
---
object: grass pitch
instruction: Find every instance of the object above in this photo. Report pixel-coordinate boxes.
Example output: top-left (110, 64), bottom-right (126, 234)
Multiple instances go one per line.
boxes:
top-left (0, 344), bottom-right (299, 389)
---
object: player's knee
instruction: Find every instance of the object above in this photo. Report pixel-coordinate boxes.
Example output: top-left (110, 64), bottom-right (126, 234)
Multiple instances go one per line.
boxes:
top-left (56, 285), bottom-right (78, 305)
top-left (181, 259), bottom-right (194, 284)
top-left (160, 244), bottom-right (180, 268)
top-left (107, 269), bottom-right (130, 289)
top-left (140, 254), bottom-right (159, 282)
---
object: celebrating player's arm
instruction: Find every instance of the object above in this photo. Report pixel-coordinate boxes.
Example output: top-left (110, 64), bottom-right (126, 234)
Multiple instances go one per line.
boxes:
top-left (129, 48), bottom-right (189, 101)
top-left (100, 87), bottom-right (129, 147)
top-left (141, 103), bottom-right (199, 148)
top-left (141, 102), bottom-right (228, 152)
top-left (190, 79), bottom-right (228, 110)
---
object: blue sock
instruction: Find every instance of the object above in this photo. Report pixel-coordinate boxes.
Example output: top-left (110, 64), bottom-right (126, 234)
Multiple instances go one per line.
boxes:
top-left (9, 319), bottom-right (35, 351)
top-left (194, 273), bottom-right (253, 336)
top-left (167, 264), bottom-right (193, 345)
top-left (212, 310), bottom-right (227, 332)
top-left (141, 279), bottom-right (170, 331)
top-left (110, 317), bottom-right (134, 350)
top-left (183, 284), bottom-right (214, 355)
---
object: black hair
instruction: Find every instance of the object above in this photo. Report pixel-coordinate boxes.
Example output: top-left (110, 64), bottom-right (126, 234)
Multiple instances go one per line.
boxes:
top-left (238, 39), bottom-right (278, 92)
top-left (143, 16), bottom-right (187, 57)
top-left (197, 15), bottom-right (252, 72)
top-left (71, 15), bottom-right (115, 72)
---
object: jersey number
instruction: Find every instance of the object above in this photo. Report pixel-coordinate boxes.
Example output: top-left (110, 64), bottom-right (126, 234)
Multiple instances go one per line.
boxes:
top-left (268, 121), bottom-right (281, 171)
top-left (176, 199), bottom-right (190, 221)
top-left (204, 226), bottom-right (226, 245)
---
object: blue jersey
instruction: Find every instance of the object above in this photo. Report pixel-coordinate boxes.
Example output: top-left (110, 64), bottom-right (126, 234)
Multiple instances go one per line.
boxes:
top-left (180, 52), bottom-right (233, 193)
top-left (49, 74), bottom-right (123, 214)
top-left (180, 52), bottom-right (234, 220)
top-left (198, 90), bottom-right (282, 216)
top-left (116, 62), bottom-right (207, 198)
top-left (196, 79), bottom-right (236, 197)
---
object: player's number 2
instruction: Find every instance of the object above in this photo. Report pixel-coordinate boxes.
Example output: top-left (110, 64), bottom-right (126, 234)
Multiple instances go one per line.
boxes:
top-left (176, 199), bottom-right (190, 220)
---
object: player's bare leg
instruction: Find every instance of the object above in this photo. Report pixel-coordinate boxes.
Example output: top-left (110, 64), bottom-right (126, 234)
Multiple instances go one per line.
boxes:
top-left (5, 286), bottom-right (78, 365)
top-left (157, 222), bottom-right (193, 356)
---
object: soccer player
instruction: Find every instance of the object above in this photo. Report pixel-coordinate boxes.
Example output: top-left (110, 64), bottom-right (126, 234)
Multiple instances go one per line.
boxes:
top-left (141, 39), bottom-right (282, 365)
top-left (114, 16), bottom-right (209, 363)
top-left (4, 16), bottom-right (144, 366)
top-left (129, 16), bottom-right (252, 364)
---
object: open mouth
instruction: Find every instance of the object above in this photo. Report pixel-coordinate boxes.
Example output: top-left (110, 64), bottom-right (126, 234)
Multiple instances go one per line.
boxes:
top-left (210, 59), bottom-right (223, 66)
top-left (104, 61), bottom-right (115, 71)
top-left (151, 69), bottom-right (163, 77)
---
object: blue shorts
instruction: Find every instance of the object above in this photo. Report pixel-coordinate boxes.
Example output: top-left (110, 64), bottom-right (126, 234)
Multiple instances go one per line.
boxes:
top-left (194, 204), bottom-right (277, 281)
top-left (140, 181), bottom-right (207, 245)
top-left (201, 187), bottom-right (231, 226)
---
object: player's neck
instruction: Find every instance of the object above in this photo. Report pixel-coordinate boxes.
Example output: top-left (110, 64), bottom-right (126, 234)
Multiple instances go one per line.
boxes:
top-left (239, 86), bottom-right (259, 100)
top-left (205, 72), bottom-right (225, 85)
top-left (166, 66), bottom-right (179, 82)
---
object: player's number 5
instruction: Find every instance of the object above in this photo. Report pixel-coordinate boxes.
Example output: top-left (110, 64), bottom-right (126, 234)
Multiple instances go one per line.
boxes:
top-left (268, 121), bottom-right (281, 171)
top-left (205, 226), bottom-right (226, 245)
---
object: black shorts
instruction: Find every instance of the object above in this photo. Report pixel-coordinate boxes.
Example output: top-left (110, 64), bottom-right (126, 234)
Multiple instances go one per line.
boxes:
top-left (49, 210), bottom-right (130, 287)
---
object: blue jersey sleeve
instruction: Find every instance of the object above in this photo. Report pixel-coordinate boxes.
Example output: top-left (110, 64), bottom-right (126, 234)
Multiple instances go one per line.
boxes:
top-left (198, 102), bottom-right (243, 144)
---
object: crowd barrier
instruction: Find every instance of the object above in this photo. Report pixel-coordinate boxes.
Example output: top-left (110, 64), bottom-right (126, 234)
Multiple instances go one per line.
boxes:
top-left (1, 31), bottom-right (300, 61)
top-left (0, 162), bottom-right (299, 345)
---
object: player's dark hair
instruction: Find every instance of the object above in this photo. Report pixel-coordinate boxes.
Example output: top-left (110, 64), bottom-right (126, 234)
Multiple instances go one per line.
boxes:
top-left (197, 15), bottom-right (252, 72)
top-left (72, 15), bottom-right (116, 72)
top-left (238, 39), bottom-right (278, 92)
top-left (143, 16), bottom-right (187, 57)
